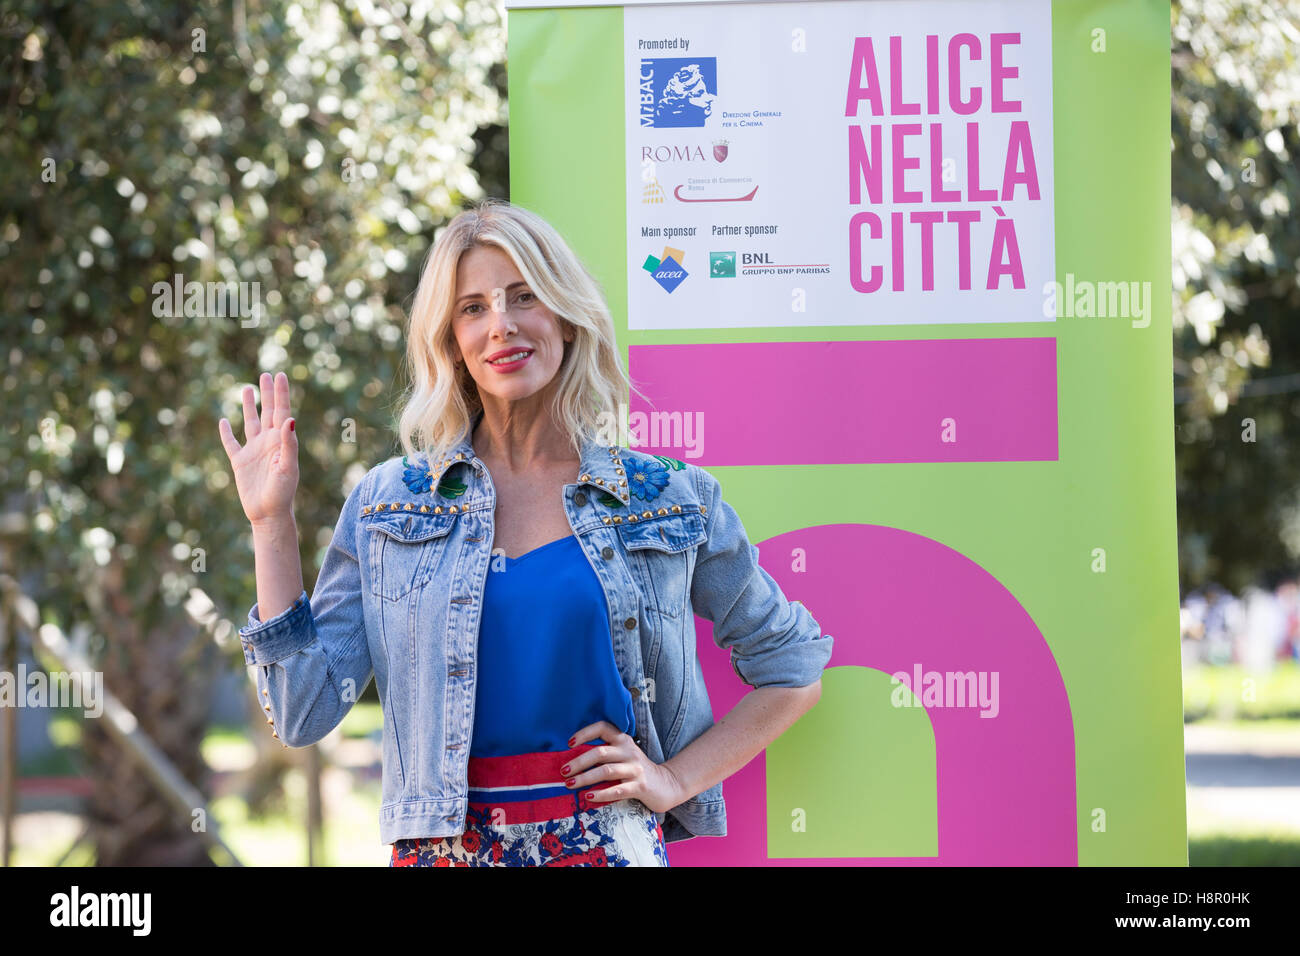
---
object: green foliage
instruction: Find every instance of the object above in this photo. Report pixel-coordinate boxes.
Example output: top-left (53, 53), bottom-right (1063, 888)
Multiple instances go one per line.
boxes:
top-left (0, 0), bottom-right (507, 864)
top-left (1172, 0), bottom-right (1300, 591)
top-left (1, 0), bottom-right (506, 633)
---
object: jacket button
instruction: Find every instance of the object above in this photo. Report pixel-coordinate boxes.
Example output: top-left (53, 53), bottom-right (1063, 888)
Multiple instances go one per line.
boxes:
top-left (624, 617), bottom-right (637, 630)
top-left (630, 687), bottom-right (641, 700)
top-left (601, 546), bottom-right (614, 560)
top-left (574, 492), bottom-right (588, 507)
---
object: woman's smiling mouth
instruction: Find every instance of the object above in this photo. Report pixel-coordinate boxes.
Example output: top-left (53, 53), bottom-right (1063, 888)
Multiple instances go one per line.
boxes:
top-left (485, 349), bottom-right (534, 370)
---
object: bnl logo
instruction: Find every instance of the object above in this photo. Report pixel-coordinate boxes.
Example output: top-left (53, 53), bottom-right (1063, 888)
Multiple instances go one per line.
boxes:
top-left (638, 57), bottom-right (718, 128)
top-left (643, 247), bottom-right (688, 292)
top-left (712, 252), bottom-right (774, 277)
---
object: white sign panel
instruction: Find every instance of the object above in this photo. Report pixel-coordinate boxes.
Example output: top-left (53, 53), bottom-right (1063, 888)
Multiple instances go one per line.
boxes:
top-left (624, 0), bottom-right (1055, 329)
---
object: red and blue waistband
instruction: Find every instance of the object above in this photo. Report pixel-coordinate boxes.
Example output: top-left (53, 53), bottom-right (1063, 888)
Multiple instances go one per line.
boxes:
top-left (466, 743), bottom-right (622, 824)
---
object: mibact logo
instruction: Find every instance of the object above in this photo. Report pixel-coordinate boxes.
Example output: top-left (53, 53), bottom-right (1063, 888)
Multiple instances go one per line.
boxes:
top-left (638, 58), bottom-right (718, 128)
top-left (642, 247), bottom-right (689, 292)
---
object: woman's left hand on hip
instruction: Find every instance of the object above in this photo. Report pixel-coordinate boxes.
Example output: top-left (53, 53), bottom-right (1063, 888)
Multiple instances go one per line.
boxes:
top-left (562, 721), bottom-right (685, 815)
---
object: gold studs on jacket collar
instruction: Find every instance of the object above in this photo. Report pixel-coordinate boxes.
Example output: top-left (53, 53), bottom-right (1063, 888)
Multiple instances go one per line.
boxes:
top-left (423, 451), bottom-right (469, 489)
top-left (358, 445), bottom-right (634, 517)
top-left (412, 451), bottom-right (470, 495)
top-left (361, 502), bottom-right (460, 515)
top-left (601, 502), bottom-right (687, 526)
top-left (577, 445), bottom-right (631, 506)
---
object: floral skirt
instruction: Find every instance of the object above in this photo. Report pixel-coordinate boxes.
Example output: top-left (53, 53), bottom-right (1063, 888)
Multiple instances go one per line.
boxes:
top-left (389, 743), bottom-right (670, 867)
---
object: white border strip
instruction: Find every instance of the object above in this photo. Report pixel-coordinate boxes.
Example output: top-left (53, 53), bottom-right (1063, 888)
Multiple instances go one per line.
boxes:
top-left (468, 781), bottom-right (570, 793)
top-left (505, 0), bottom-right (861, 8)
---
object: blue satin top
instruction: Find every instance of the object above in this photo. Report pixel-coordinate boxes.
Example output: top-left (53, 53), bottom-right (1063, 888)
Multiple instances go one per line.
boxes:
top-left (470, 534), bottom-right (636, 757)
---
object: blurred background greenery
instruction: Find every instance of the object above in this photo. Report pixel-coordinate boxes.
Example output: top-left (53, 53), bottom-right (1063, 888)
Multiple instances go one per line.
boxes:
top-left (1, 0), bottom-right (1298, 866)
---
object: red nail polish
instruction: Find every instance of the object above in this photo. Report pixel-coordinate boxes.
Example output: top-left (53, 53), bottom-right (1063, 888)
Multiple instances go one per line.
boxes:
top-left (567, 737), bottom-right (575, 747)
top-left (288, 419), bottom-right (295, 432)
top-left (560, 764), bottom-right (570, 775)
top-left (565, 779), bottom-right (574, 788)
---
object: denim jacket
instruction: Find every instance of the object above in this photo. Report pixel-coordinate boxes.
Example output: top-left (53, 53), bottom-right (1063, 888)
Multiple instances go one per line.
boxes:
top-left (237, 412), bottom-right (834, 845)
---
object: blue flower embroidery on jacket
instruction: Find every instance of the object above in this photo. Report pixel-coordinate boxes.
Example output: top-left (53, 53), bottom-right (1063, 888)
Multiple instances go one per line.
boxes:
top-left (401, 456), bottom-right (467, 500)
top-left (627, 457), bottom-right (671, 501)
top-left (401, 456), bottom-right (434, 494)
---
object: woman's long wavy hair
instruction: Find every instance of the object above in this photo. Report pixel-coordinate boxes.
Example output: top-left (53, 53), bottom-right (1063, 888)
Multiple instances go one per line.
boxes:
top-left (395, 198), bottom-right (649, 466)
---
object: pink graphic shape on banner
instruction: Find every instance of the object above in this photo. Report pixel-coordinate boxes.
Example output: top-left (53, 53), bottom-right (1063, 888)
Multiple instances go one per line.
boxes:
top-left (668, 523), bottom-right (1078, 866)
top-left (626, 338), bottom-right (1058, 465)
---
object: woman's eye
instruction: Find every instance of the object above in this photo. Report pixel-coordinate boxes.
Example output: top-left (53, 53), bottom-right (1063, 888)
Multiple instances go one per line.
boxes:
top-left (462, 292), bottom-right (532, 314)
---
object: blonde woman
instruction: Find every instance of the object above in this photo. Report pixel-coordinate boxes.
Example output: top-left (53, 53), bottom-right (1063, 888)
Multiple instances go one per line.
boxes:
top-left (220, 198), bottom-right (833, 867)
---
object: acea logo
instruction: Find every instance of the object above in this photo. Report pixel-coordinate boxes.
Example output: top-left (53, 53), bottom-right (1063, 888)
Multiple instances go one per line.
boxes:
top-left (638, 57), bottom-right (718, 128)
top-left (642, 246), bottom-right (689, 292)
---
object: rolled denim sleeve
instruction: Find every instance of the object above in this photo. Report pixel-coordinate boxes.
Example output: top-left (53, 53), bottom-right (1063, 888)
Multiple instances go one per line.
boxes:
top-left (238, 468), bottom-right (375, 747)
top-left (689, 467), bottom-right (833, 689)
